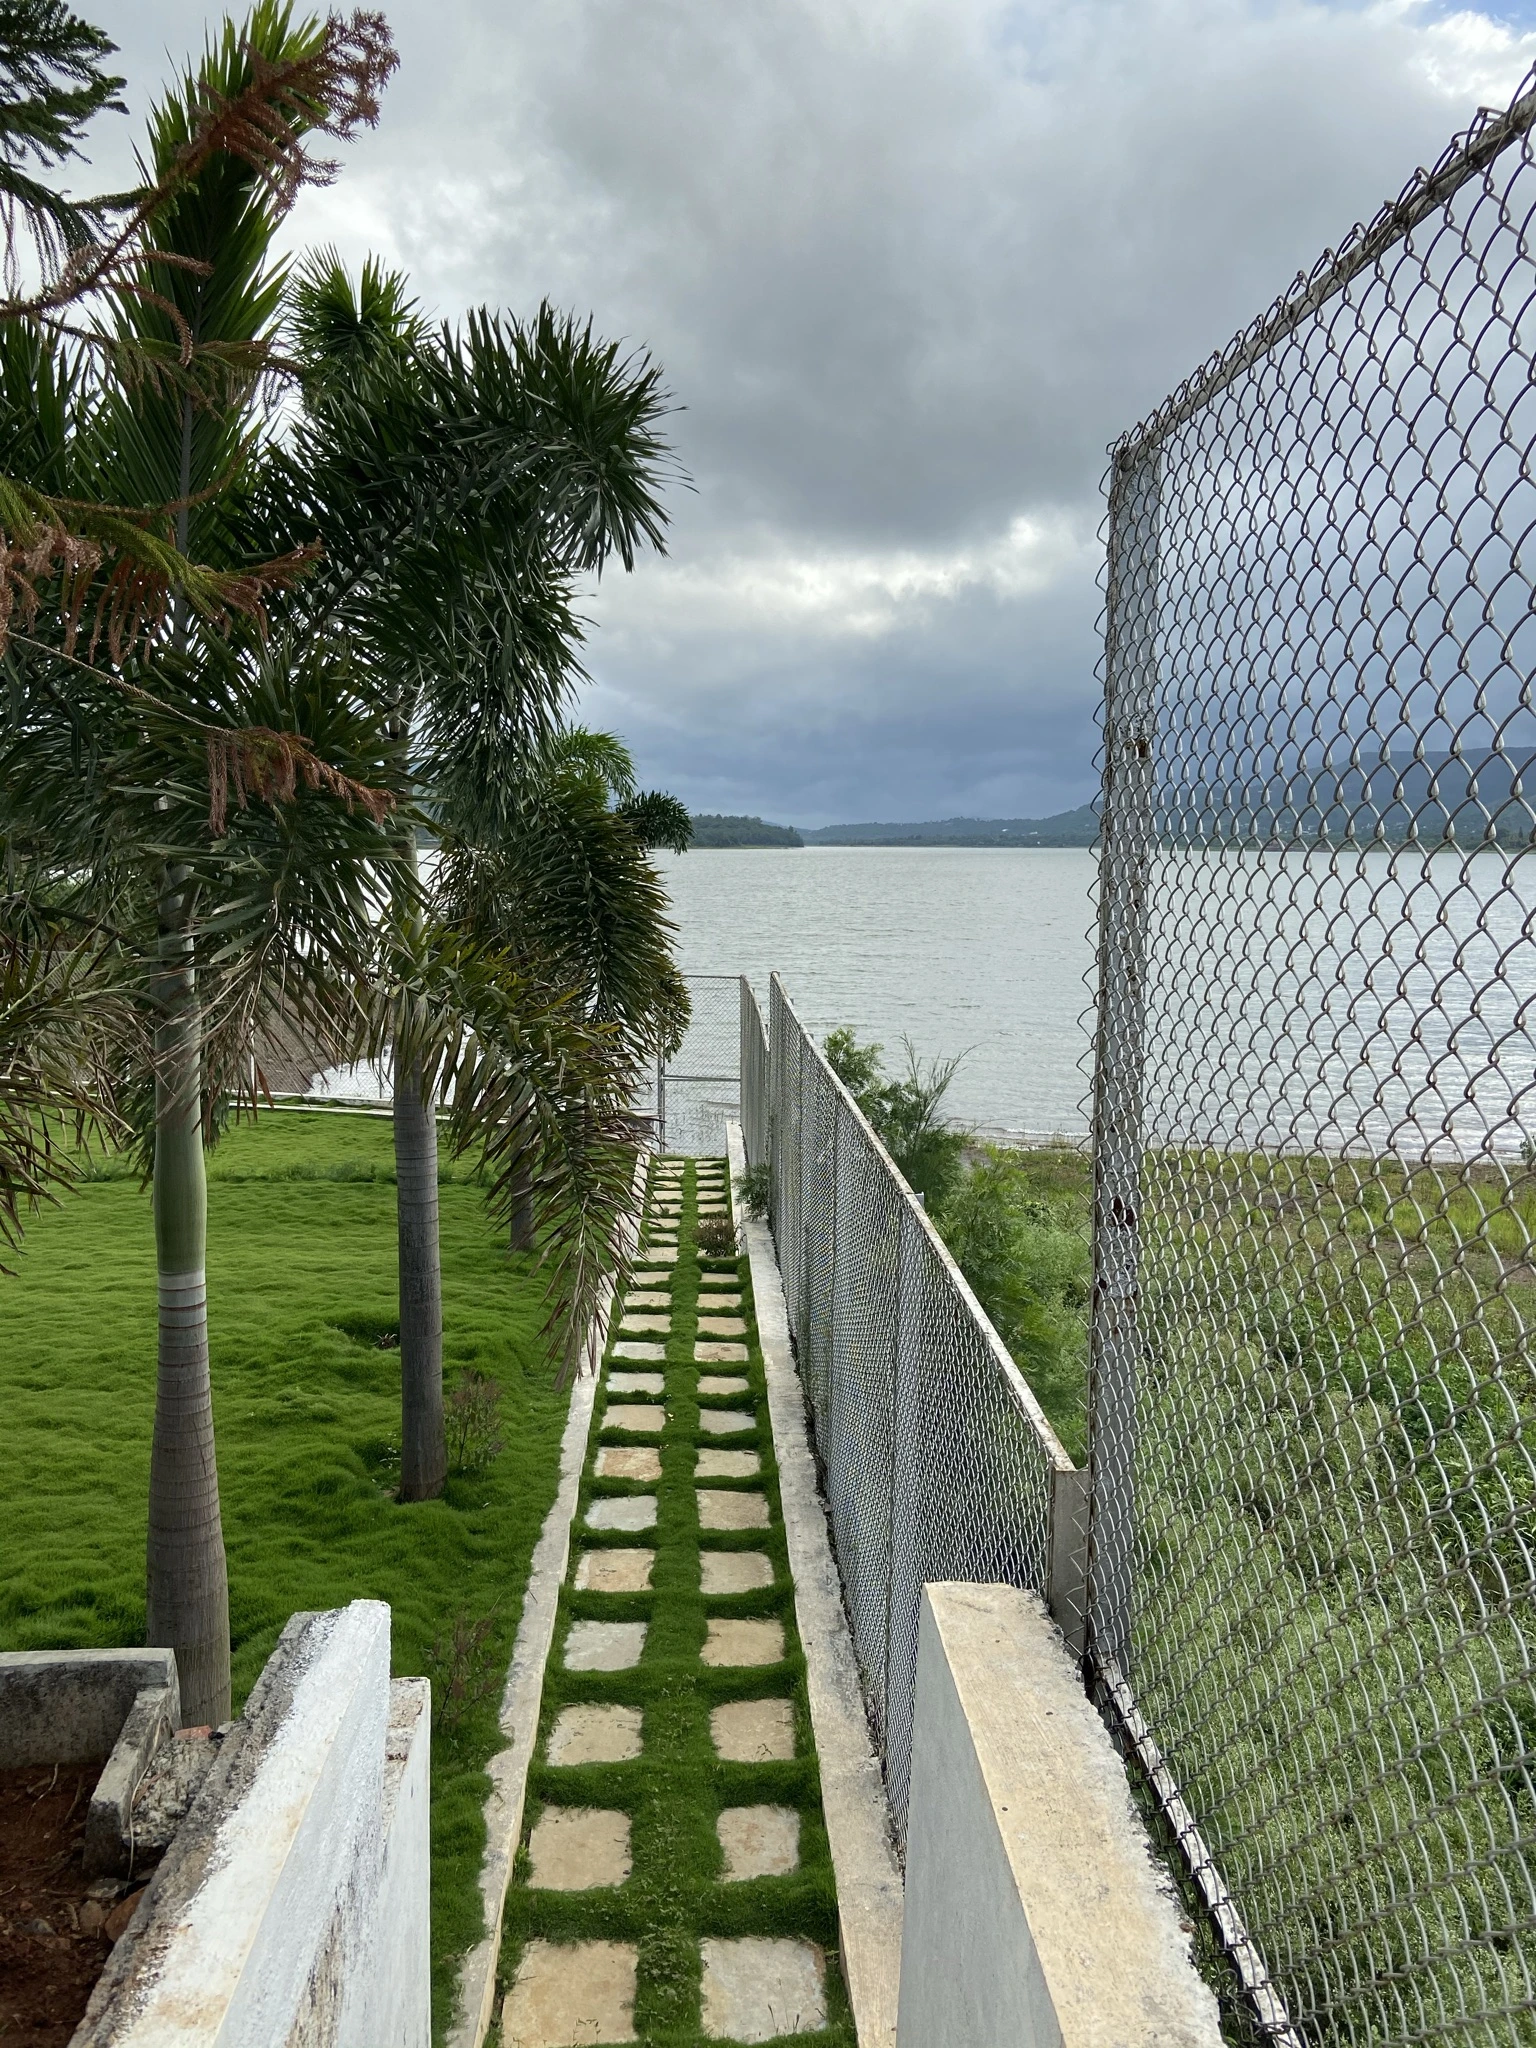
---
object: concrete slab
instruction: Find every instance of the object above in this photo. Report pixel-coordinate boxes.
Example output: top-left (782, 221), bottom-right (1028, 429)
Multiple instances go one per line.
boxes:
top-left (624, 1291), bottom-right (672, 1310)
top-left (696, 1292), bottom-right (742, 1310)
top-left (584, 1495), bottom-right (656, 1533)
top-left (711, 1698), bottom-right (796, 1763)
top-left (697, 1490), bottom-right (770, 1531)
top-left (697, 1449), bottom-right (761, 1479)
top-left (699, 1410), bottom-right (756, 1436)
top-left (639, 1247), bottom-right (677, 1265)
top-left (574, 1550), bottom-right (654, 1594)
top-left (718, 1805), bottom-right (801, 1881)
top-left (564, 1621), bottom-right (647, 1672)
top-left (698, 1375), bottom-right (750, 1396)
top-left (596, 1447), bottom-right (662, 1482)
top-left (700, 1552), bottom-right (774, 1595)
top-left (502, 1939), bottom-right (637, 2046)
top-left (698, 1315), bottom-right (748, 1336)
top-left (631, 1271), bottom-right (671, 1288)
top-left (527, 1807), bottom-right (631, 1890)
top-left (702, 1619), bottom-right (785, 1668)
top-left (695, 1342), bottom-right (750, 1363)
top-left (607, 1372), bottom-right (665, 1396)
top-left (701, 1938), bottom-right (826, 2043)
top-left (618, 1314), bottom-right (670, 1334)
top-left (547, 1705), bottom-right (644, 1766)
top-left (611, 1341), bottom-right (666, 1362)
top-left (897, 1585), bottom-right (1223, 2048)
top-left (698, 1271), bottom-right (738, 1285)
top-left (602, 1404), bottom-right (667, 1433)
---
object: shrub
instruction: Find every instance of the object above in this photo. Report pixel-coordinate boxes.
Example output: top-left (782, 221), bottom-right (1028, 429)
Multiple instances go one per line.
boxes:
top-left (445, 1369), bottom-right (504, 1474)
top-left (695, 1213), bottom-right (736, 1257)
top-left (424, 1610), bottom-right (502, 1736)
top-left (735, 1161), bottom-right (771, 1221)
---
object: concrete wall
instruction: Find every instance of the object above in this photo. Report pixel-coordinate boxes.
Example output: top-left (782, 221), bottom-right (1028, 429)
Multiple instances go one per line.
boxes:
top-left (896, 1584), bottom-right (1222, 2048)
top-left (75, 1600), bottom-right (430, 2048)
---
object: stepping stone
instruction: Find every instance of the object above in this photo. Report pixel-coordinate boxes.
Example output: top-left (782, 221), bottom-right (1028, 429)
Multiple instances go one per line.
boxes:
top-left (575, 1548), bottom-right (654, 1593)
top-left (712, 1698), bottom-right (795, 1762)
top-left (699, 1410), bottom-right (755, 1436)
top-left (565, 1619), bottom-right (647, 1670)
top-left (698, 1489), bottom-right (770, 1530)
top-left (698, 1315), bottom-right (747, 1336)
top-left (620, 1314), bottom-right (671, 1334)
top-left (698, 1273), bottom-right (738, 1287)
top-left (696, 1342), bottom-right (749, 1363)
top-left (697, 1292), bottom-right (742, 1310)
top-left (701, 1550), bottom-right (774, 1594)
top-left (586, 1495), bottom-right (657, 1533)
top-left (636, 1246), bottom-right (676, 1264)
top-left (527, 1807), bottom-right (631, 1889)
top-left (597, 1446), bottom-right (662, 1481)
top-left (702, 1617), bottom-right (785, 1667)
top-left (698, 1202), bottom-right (729, 1216)
top-left (718, 1805), bottom-right (800, 1880)
top-left (698, 1374), bottom-right (749, 1396)
top-left (613, 1341), bottom-right (666, 1361)
top-left (503, 1939), bottom-right (637, 2046)
top-left (625, 1290), bottom-right (671, 1310)
top-left (549, 1704), bottom-right (644, 1764)
top-left (603, 1403), bottom-right (666, 1433)
top-left (701, 1938), bottom-right (826, 2042)
top-left (697, 1448), bottom-right (760, 1479)
top-left (608, 1371), bottom-right (665, 1396)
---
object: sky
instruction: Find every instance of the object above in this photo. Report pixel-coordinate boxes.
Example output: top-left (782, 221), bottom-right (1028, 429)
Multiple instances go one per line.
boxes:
top-left (77, 1), bottom-right (1536, 825)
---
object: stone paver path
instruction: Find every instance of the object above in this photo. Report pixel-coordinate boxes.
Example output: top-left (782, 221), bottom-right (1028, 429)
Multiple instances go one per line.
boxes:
top-left (500, 1155), bottom-right (850, 2046)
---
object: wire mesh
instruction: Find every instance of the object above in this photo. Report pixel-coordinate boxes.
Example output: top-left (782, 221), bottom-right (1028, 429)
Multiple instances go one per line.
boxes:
top-left (1092, 70), bottom-right (1536, 2048)
top-left (764, 973), bottom-right (1072, 1837)
top-left (646, 973), bottom-right (742, 1155)
top-left (741, 974), bottom-right (770, 1168)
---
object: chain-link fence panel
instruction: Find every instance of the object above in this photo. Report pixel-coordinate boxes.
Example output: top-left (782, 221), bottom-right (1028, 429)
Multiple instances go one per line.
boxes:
top-left (741, 974), bottom-right (769, 1168)
top-left (764, 974), bottom-right (1075, 1838)
top-left (641, 973), bottom-right (742, 1155)
top-left (1092, 72), bottom-right (1536, 2048)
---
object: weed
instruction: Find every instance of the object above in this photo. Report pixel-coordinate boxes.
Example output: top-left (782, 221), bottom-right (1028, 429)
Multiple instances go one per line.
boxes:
top-left (736, 1160), bottom-right (771, 1221)
top-left (426, 1609), bottom-right (504, 1737)
top-left (446, 1370), bottom-right (504, 1474)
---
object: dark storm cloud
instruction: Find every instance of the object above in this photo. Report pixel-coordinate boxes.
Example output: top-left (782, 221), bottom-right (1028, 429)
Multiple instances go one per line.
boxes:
top-left (83, 2), bottom-right (1536, 821)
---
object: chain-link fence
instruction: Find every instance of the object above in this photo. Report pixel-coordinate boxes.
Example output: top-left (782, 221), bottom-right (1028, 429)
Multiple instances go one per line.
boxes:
top-left (633, 973), bottom-right (742, 1154)
top-left (758, 972), bottom-right (1079, 1833)
top-left (1091, 70), bottom-right (1536, 2048)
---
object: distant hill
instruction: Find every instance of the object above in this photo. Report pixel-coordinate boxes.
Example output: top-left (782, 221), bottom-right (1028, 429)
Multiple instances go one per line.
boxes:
top-left (804, 805), bottom-right (1098, 847)
top-left (689, 813), bottom-right (804, 847)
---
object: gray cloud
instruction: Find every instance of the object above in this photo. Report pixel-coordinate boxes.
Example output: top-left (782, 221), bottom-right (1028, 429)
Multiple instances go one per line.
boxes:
top-left (83, 0), bottom-right (1536, 821)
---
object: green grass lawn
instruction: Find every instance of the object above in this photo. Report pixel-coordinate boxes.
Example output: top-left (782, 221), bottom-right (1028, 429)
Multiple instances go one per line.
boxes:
top-left (0, 1108), bottom-right (572, 2039)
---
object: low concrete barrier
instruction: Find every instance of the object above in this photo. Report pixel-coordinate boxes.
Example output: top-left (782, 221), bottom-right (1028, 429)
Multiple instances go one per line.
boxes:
top-left (75, 1600), bottom-right (430, 2048)
top-left (896, 1584), bottom-right (1222, 2048)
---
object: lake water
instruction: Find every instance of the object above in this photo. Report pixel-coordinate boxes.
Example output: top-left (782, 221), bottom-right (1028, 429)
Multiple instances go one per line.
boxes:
top-left (654, 847), bottom-right (1097, 1139)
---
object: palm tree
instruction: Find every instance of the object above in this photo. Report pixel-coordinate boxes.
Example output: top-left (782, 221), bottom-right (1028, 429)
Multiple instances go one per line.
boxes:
top-left (277, 257), bottom-right (677, 1499)
top-left (0, 5), bottom-right (400, 1725)
top-left (434, 727), bottom-right (691, 1251)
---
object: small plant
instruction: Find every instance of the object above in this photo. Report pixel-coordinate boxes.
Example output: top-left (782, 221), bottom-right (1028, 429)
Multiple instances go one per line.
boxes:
top-left (424, 1610), bottom-right (502, 1735)
top-left (446, 1369), bottom-right (504, 1474)
top-left (736, 1161), bottom-right (771, 1221)
top-left (696, 1213), bottom-right (737, 1257)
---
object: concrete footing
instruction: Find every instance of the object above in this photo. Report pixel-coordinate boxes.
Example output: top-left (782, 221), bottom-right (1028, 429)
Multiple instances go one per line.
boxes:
top-left (896, 1583), bottom-right (1222, 2048)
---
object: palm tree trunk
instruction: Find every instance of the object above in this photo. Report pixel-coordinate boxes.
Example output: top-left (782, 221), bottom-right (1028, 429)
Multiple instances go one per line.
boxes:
top-left (394, 828), bottom-right (446, 1501)
top-left (508, 1166), bottom-right (536, 1252)
top-left (144, 863), bottom-right (230, 1726)
top-left (395, 1050), bottom-right (446, 1497)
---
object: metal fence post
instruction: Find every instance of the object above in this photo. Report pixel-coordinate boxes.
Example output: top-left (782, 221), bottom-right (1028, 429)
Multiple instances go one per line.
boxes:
top-left (1087, 447), bottom-right (1160, 1682)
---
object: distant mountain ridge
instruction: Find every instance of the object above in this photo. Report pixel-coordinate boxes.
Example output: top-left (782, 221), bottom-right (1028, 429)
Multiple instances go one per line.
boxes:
top-left (804, 806), bottom-right (1098, 846)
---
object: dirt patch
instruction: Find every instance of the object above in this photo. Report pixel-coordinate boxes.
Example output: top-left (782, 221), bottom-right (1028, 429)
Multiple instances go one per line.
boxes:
top-left (0, 1760), bottom-right (130, 2047)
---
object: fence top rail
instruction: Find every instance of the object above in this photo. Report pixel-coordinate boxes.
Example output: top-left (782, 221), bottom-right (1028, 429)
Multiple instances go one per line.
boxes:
top-left (1110, 64), bottom-right (1536, 474)
top-left (770, 972), bottom-right (1076, 1477)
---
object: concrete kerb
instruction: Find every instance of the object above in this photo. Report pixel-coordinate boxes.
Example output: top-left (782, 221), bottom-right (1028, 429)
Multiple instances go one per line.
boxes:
top-left (447, 1148), bottom-right (649, 2048)
top-left (727, 1120), bottom-right (905, 2048)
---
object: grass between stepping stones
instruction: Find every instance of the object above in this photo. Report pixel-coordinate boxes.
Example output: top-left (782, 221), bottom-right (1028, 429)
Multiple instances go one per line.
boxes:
top-left (498, 1156), bottom-right (855, 2047)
